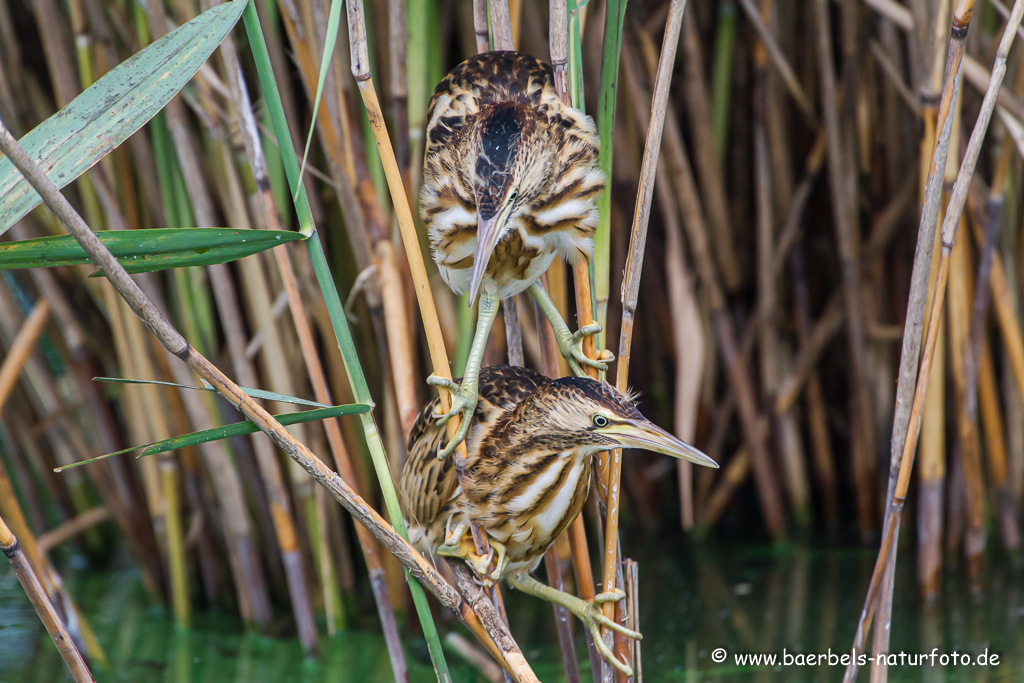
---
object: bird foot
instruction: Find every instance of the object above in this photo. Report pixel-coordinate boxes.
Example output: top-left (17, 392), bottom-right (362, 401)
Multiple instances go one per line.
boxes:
top-left (437, 527), bottom-right (506, 586)
top-left (426, 374), bottom-right (478, 459)
top-left (558, 323), bottom-right (613, 378)
top-left (570, 591), bottom-right (641, 677)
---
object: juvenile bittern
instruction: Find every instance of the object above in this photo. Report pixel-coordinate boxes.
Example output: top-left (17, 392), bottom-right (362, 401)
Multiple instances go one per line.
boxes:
top-left (399, 365), bottom-right (718, 674)
top-left (421, 51), bottom-right (608, 457)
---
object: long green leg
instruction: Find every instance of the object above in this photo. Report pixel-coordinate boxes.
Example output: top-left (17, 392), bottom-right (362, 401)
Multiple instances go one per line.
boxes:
top-left (506, 571), bottom-right (640, 676)
top-left (428, 290), bottom-right (499, 459)
top-left (528, 282), bottom-right (609, 377)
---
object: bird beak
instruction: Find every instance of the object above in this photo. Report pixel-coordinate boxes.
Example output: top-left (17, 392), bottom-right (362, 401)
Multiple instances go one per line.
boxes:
top-left (468, 200), bottom-right (515, 306)
top-left (602, 420), bottom-right (718, 468)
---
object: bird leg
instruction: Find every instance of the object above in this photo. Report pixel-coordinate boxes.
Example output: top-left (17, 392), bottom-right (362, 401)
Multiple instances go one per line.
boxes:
top-left (428, 290), bottom-right (500, 459)
top-left (436, 516), bottom-right (508, 585)
top-left (505, 571), bottom-right (640, 676)
top-left (528, 282), bottom-right (610, 377)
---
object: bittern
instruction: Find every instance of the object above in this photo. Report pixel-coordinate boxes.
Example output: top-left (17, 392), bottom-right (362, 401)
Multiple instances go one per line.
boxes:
top-left (399, 365), bottom-right (718, 675)
top-left (421, 51), bottom-right (608, 457)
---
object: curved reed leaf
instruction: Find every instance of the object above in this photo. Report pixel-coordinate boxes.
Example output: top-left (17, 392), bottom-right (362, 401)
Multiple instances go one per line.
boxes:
top-left (0, 0), bottom-right (247, 232)
top-left (0, 228), bottom-right (304, 273)
top-left (93, 377), bottom-right (333, 408)
top-left (55, 403), bottom-right (373, 472)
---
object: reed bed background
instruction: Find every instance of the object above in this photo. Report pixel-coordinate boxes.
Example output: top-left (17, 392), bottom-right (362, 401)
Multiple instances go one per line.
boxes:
top-left (1, 0), bottom-right (1023, 680)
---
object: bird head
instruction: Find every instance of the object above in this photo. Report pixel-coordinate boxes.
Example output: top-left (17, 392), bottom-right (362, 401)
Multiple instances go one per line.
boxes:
top-left (509, 376), bottom-right (719, 468)
top-left (469, 102), bottom-right (551, 304)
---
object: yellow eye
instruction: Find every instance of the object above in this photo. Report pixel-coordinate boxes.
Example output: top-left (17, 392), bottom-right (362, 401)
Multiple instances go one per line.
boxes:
top-left (592, 415), bottom-right (609, 428)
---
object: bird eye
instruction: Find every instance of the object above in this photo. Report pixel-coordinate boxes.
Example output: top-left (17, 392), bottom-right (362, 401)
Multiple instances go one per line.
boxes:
top-left (592, 414), bottom-right (608, 428)
top-left (509, 189), bottom-right (519, 202)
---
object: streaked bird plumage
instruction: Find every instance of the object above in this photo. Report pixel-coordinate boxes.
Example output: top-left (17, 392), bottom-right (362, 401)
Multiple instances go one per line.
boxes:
top-left (421, 51), bottom-right (604, 302)
top-left (419, 51), bottom-right (609, 460)
top-left (399, 365), bottom-right (718, 675)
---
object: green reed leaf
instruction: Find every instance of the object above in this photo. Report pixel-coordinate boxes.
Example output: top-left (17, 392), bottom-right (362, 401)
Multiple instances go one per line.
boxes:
top-left (0, 228), bottom-right (304, 273)
top-left (55, 403), bottom-right (372, 472)
top-left (0, 0), bottom-right (247, 232)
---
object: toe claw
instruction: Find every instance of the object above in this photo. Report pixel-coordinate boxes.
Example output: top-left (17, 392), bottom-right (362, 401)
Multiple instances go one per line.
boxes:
top-left (595, 589), bottom-right (626, 603)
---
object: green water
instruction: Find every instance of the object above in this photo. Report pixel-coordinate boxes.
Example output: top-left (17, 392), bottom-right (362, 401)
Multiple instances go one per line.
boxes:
top-left (1, 542), bottom-right (1021, 681)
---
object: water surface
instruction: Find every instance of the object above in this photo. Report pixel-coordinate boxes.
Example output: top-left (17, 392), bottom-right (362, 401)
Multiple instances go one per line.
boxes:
top-left (2, 541), bottom-right (1021, 681)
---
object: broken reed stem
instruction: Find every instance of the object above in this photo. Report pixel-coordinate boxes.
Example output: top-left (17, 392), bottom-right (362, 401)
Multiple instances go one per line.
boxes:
top-left (603, 0), bottom-right (687, 656)
top-left (0, 514), bottom-right (93, 683)
top-left (0, 115), bottom-right (539, 683)
top-left (490, 0), bottom-right (514, 51)
top-left (845, 0), bottom-right (1024, 677)
top-left (474, 0), bottom-right (490, 54)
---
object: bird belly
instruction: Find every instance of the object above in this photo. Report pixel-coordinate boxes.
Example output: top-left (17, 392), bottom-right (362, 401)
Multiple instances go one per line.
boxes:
top-left (435, 235), bottom-right (559, 299)
top-left (491, 453), bottom-right (592, 571)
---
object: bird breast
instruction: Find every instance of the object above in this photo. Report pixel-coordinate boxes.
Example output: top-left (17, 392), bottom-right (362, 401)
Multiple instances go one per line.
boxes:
top-left (471, 449), bottom-right (594, 571)
top-left (427, 207), bottom-right (596, 299)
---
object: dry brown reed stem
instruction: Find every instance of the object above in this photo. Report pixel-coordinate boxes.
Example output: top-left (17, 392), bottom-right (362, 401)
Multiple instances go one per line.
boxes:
top-left (698, 449), bottom-right (750, 528)
top-left (276, 238), bottom-right (408, 669)
top-left (211, 143), bottom-right (318, 642)
top-left (790, 247), bottom-right (838, 525)
top-left (625, 29), bottom-right (786, 540)
top-left (345, 0), bottom-right (470, 466)
top-left (0, 300), bottom-right (51, 412)
top-left (604, 0), bottom-right (686, 656)
top-left (547, 8), bottom-right (603, 678)
top-left (448, 563), bottom-right (538, 682)
top-left (0, 452), bottom-right (103, 664)
top-left (474, 0), bottom-right (490, 54)
top-left (0, 121), bottom-right (540, 683)
top-left (36, 507), bottom-right (111, 555)
top-left (446, 633), bottom-right (505, 683)
top-left (750, 0), bottom-right (810, 524)
top-left (0, 514), bottom-right (93, 683)
top-left (947, 227), bottom-right (986, 585)
top-left (549, 0), bottom-right (569, 98)
top-left (220, 24), bottom-right (407, 658)
top-left (735, 0), bottom-right (816, 125)
top-left (773, 176), bottom-right (915, 414)
top-left (661, 166), bottom-right (703, 530)
top-left (490, 0), bottom-right (515, 51)
top-left (533, 285), bottom-right (583, 683)
top-left (679, 12), bottom-right (741, 292)
top-left (848, 0), bottom-right (1024, 676)
top-left (623, 559), bottom-right (641, 681)
top-left (813, 0), bottom-right (877, 541)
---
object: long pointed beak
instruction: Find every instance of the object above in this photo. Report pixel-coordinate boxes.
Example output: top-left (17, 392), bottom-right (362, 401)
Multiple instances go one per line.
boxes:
top-left (468, 211), bottom-right (505, 306)
top-left (604, 421), bottom-right (718, 468)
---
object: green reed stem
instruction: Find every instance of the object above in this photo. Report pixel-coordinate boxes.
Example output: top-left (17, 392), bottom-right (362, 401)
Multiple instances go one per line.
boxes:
top-left (240, 2), bottom-right (449, 676)
top-left (710, 0), bottom-right (736, 165)
top-left (568, 0), bottom-right (585, 109)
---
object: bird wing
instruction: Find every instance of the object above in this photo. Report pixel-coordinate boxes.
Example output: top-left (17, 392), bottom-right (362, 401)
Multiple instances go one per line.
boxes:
top-left (399, 366), bottom-right (548, 529)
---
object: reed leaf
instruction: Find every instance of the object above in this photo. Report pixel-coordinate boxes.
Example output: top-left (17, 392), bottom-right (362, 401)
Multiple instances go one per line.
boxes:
top-left (0, 228), bottom-right (304, 273)
top-left (93, 377), bottom-right (333, 408)
top-left (0, 0), bottom-right (247, 231)
top-left (297, 0), bottom-right (345, 192)
top-left (55, 403), bottom-right (372, 472)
